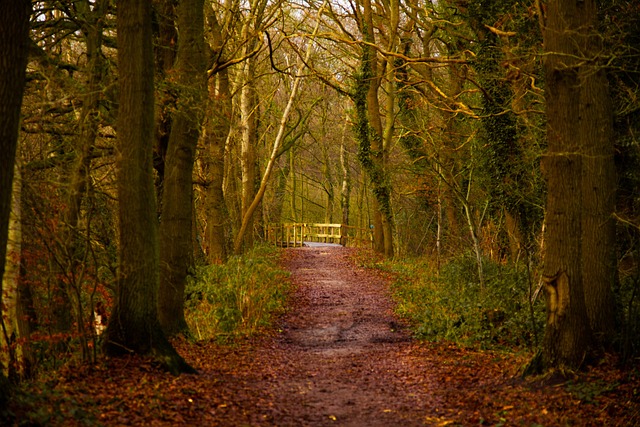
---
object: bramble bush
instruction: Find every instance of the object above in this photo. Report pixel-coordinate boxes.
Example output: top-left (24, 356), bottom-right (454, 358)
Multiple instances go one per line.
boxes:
top-left (184, 244), bottom-right (291, 341)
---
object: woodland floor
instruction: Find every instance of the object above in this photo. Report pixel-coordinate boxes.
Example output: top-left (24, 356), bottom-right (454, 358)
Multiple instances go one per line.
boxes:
top-left (7, 246), bottom-right (640, 426)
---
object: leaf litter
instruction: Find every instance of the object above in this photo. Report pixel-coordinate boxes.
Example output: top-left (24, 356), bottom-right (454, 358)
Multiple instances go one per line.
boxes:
top-left (7, 246), bottom-right (640, 426)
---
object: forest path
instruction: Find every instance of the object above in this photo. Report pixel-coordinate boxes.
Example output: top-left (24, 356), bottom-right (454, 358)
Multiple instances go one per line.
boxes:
top-left (13, 246), bottom-right (636, 426)
top-left (252, 245), bottom-right (441, 426)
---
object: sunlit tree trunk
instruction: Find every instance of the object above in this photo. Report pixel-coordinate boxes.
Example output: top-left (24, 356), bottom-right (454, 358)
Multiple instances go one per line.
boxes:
top-left (239, 67), bottom-right (257, 250)
top-left (158, 0), bottom-right (206, 337)
top-left (104, 0), bottom-right (193, 374)
top-left (273, 151), bottom-right (292, 223)
top-left (340, 117), bottom-right (351, 228)
top-left (541, 0), bottom-right (593, 369)
top-left (236, 1), bottom-right (263, 252)
top-left (290, 150), bottom-right (298, 222)
top-left (321, 142), bottom-right (335, 224)
top-left (2, 163), bottom-right (23, 380)
top-left (0, 0), bottom-right (30, 400)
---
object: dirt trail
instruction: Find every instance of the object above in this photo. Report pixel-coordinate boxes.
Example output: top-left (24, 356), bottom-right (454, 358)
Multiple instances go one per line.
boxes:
top-left (251, 246), bottom-right (441, 426)
top-left (13, 245), bottom-right (636, 426)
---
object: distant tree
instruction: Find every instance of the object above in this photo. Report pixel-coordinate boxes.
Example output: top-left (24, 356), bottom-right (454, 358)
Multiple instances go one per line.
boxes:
top-left (103, 0), bottom-right (194, 374)
top-left (0, 0), bottom-right (31, 404)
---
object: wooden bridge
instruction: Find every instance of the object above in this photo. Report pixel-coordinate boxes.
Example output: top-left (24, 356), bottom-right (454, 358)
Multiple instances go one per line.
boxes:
top-left (266, 223), bottom-right (373, 248)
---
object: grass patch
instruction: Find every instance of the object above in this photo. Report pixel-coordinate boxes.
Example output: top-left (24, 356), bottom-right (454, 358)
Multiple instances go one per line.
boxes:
top-left (185, 244), bottom-right (291, 341)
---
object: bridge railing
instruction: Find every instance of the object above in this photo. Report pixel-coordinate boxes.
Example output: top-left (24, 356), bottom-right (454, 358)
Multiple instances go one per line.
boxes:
top-left (266, 223), bottom-right (373, 248)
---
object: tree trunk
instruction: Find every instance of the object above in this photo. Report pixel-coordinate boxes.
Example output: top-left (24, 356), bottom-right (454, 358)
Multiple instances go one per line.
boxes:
top-left (467, 0), bottom-right (527, 265)
top-left (322, 143), bottom-right (335, 224)
top-left (356, 0), bottom-right (393, 256)
top-left (203, 69), bottom-right (231, 264)
top-left (273, 152), bottom-right (292, 223)
top-left (202, 9), bottom-right (233, 264)
top-left (158, 0), bottom-right (206, 337)
top-left (0, 0), bottom-right (30, 402)
top-left (541, 0), bottom-right (593, 369)
top-left (233, 64), bottom-right (306, 254)
top-left (578, 0), bottom-right (617, 346)
top-left (2, 162), bottom-right (23, 380)
top-left (362, 0), bottom-right (383, 254)
top-left (151, 0), bottom-right (178, 209)
top-left (104, 0), bottom-right (193, 374)
top-left (239, 55), bottom-right (258, 252)
top-left (340, 118), bottom-right (351, 228)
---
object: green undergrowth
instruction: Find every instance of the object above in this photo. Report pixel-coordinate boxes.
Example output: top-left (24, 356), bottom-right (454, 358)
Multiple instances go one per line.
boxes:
top-left (358, 250), bottom-right (546, 351)
top-left (185, 244), bottom-right (291, 342)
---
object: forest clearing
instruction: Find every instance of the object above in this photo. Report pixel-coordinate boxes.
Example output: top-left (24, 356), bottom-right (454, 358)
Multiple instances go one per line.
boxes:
top-left (5, 246), bottom-right (639, 426)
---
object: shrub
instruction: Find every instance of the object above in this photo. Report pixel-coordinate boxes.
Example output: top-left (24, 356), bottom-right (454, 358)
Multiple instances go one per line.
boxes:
top-left (184, 244), bottom-right (291, 341)
top-left (382, 252), bottom-right (545, 350)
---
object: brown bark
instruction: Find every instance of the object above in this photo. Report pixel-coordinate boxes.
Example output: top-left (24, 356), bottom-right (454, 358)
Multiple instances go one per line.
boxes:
top-left (152, 0), bottom-right (178, 204)
top-left (104, 0), bottom-right (193, 374)
top-left (578, 0), bottom-right (617, 345)
top-left (203, 61), bottom-right (232, 263)
top-left (340, 120), bottom-right (351, 228)
top-left (236, 0), bottom-right (263, 252)
top-left (541, 0), bottom-right (593, 369)
top-left (361, 0), bottom-right (393, 257)
top-left (158, 0), bottom-right (206, 337)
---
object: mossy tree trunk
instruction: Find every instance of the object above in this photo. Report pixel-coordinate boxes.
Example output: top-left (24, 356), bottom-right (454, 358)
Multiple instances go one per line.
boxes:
top-left (354, 0), bottom-right (394, 257)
